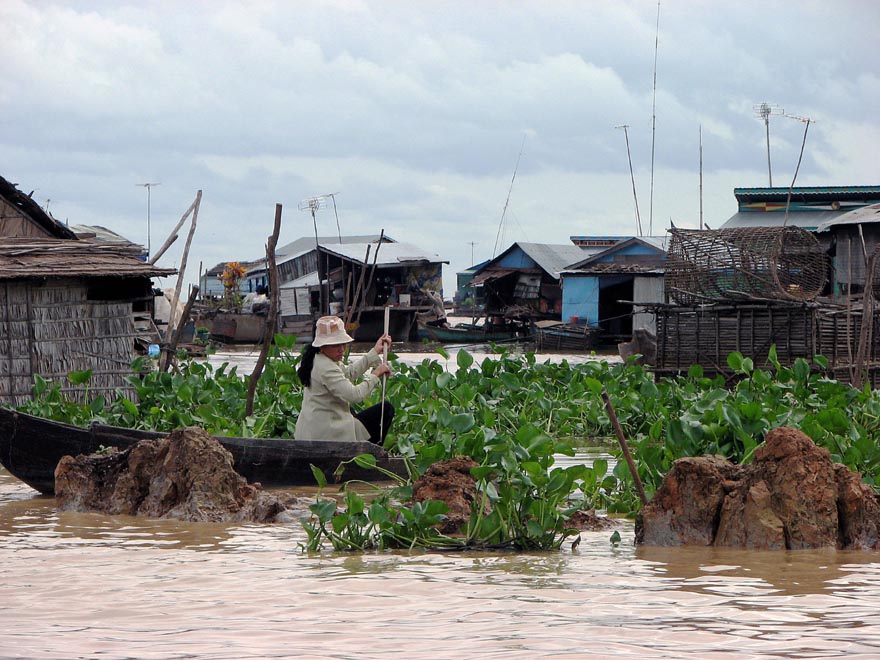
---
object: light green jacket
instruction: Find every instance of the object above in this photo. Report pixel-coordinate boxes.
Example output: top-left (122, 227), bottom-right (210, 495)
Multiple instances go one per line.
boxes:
top-left (294, 349), bottom-right (381, 441)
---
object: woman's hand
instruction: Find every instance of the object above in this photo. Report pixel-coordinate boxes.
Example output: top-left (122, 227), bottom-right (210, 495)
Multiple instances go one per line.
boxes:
top-left (374, 333), bottom-right (392, 354)
top-left (372, 363), bottom-right (392, 379)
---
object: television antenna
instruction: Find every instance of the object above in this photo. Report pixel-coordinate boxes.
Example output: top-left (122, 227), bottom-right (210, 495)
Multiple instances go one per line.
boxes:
top-left (615, 124), bottom-right (642, 236)
top-left (299, 194), bottom-right (343, 315)
top-left (136, 182), bottom-right (161, 256)
top-left (753, 102), bottom-right (783, 186)
top-left (299, 192), bottom-right (342, 242)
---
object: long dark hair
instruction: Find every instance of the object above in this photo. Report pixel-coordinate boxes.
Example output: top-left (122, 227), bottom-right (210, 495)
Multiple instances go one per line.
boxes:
top-left (297, 345), bottom-right (320, 387)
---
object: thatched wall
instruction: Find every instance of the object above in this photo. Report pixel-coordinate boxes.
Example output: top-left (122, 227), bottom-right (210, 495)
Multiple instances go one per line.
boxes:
top-left (0, 279), bottom-right (143, 406)
top-left (653, 301), bottom-right (880, 386)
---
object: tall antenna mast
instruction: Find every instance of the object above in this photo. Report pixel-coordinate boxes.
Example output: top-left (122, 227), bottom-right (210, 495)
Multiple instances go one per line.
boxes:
top-left (326, 192), bottom-right (343, 242)
top-left (780, 113), bottom-right (814, 228)
top-left (699, 125), bottom-right (703, 230)
top-left (648, 0), bottom-right (661, 236)
top-left (136, 182), bottom-right (161, 257)
top-left (616, 124), bottom-right (642, 236)
top-left (493, 133), bottom-right (526, 258)
top-left (753, 102), bottom-right (783, 186)
top-left (299, 195), bottom-right (329, 314)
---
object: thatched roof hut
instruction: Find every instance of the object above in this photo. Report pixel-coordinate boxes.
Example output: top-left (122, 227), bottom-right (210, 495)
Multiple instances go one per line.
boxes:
top-left (0, 175), bottom-right (175, 405)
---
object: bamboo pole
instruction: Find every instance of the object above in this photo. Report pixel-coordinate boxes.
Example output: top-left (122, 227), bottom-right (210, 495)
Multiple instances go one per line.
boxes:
top-left (149, 193), bottom-right (200, 265)
top-left (161, 285), bottom-right (199, 372)
top-left (345, 244), bottom-right (371, 326)
top-left (246, 203), bottom-right (283, 417)
top-left (166, 191), bottom-right (202, 335)
top-left (379, 304), bottom-right (391, 441)
top-left (602, 390), bottom-right (648, 506)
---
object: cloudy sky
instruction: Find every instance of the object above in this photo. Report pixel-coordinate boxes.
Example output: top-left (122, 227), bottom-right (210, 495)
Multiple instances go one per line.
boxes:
top-left (4, 0), bottom-right (879, 295)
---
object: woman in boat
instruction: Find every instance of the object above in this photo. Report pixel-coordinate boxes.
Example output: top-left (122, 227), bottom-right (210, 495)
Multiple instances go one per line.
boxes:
top-left (295, 315), bottom-right (394, 445)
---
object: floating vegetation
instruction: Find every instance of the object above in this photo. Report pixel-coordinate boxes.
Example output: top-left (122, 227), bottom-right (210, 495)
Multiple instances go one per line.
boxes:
top-left (17, 336), bottom-right (880, 551)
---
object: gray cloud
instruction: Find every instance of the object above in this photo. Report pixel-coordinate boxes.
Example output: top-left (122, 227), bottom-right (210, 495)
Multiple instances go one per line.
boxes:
top-left (2, 0), bottom-right (878, 294)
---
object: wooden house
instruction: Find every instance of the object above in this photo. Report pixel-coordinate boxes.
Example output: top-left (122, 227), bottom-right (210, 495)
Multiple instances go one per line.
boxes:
top-left (244, 234), bottom-right (447, 342)
top-left (467, 242), bottom-right (590, 329)
top-left (0, 175), bottom-right (175, 405)
top-left (561, 236), bottom-right (667, 340)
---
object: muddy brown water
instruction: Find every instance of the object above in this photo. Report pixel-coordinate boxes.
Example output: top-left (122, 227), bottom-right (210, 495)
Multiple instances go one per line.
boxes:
top-left (3, 347), bottom-right (880, 658)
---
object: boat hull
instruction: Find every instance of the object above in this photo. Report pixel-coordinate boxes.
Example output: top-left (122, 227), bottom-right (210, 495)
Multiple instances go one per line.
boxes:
top-left (416, 323), bottom-right (519, 343)
top-left (0, 407), bottom-right (406, 495)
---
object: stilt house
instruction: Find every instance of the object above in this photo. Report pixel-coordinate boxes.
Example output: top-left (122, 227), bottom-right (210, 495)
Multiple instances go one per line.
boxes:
top-left (0, 175), bottom-right (175, 405)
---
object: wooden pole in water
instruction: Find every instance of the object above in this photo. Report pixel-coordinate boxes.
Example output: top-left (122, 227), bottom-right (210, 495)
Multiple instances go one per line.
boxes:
top-left (355, 229), bottom-right (385, 328)
top-left (602, 390), bottom-right (648, 506)
top-left (246, 203), bottom-right (283, 417)
top-left (345, 244), bottom-right (371, 327)
top-left (379, 304), bottom-right (390, 441)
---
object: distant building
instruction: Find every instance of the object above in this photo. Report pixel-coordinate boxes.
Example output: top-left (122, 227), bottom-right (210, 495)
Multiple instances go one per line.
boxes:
top-left (720, 186), bottom-right (880, 231)
top-left (468, 242), bottom-right (591, 325)
top-left (242, 234), bottom-right (446, 341)
top-left (562, 236), bottom-right (668, 338)
top-left (720, 185), bottom-right (880, 299)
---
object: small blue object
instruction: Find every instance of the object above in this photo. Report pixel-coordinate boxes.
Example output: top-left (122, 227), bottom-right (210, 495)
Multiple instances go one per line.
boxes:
top-left (148, 344), bottom-right (160, 357)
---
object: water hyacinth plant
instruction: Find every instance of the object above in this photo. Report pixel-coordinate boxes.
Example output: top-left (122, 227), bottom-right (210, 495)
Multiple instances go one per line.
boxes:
top-left (16, 339), bottom-right (880, 550)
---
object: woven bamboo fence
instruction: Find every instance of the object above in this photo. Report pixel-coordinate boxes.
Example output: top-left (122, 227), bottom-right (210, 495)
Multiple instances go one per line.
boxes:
top-left (665, 226), bottom-right (827, 305)
top-left (0, 280), bottom-right (139, 406)
top-left (653, 301), bottom-right (880, 387)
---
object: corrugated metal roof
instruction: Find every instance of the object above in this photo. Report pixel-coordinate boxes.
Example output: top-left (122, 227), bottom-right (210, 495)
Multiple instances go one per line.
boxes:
top-left (69, 224), bottom-right (145, 255)
top-left (815, 203), bottom-right (880, 233)
top-left (720, 210), bottom-right (844, 230)
top-left (469, 268), bottom-right (518, 287)
top-left (514, 243), bottom-right (589, 279)
top-left (563, 263), bottom-right (665, 276)
top-left (279, 272), bottom-right (320, 289)
top-left (0, 238), bottom-right (176, 280)
top-left (275, 234), bottom-right (392, 259)
top-left (734, 186), bottom-right (880, 203)
top-left (322, 241), bottom-right (447, 265)
top-left (568, 235), bottom-right (668, 269)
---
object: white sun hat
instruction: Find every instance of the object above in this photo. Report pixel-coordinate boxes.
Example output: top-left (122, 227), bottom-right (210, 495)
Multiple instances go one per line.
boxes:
top-left (312, 315), bottom-right (355, 347)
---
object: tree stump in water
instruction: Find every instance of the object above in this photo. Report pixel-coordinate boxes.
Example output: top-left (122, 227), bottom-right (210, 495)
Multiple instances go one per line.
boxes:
top-left (55, 427), bottom-right (290, 523)
top-left (636, 427), bottom-right (880, 550)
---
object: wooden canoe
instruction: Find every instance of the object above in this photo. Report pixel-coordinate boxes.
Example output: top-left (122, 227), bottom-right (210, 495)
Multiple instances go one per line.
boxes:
top-left (0, 407), bottom-right (407, 495)
top-left (416, 322), bottom-right (519, 344)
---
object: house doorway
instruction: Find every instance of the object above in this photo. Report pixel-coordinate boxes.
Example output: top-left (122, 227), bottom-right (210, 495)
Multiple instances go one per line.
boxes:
top-left (598, 277), bottom-right (634, 341)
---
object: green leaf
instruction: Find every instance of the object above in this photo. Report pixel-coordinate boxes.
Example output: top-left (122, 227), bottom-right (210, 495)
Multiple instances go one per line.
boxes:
top-left (68, 369), bottom-right (93, 386)
top-left (309, 499), bottom-right (336, 521)
top-left (585, 377), bottom-right (603, 395)
top-left (727, 352), bottom-right (743, 371)
top-left (353, 453), bottom-right (378, 469)
top-left (456, 349), bottom-right (474, 370)
top-left (121, 398), bottom-right (139, 416)
top-left (310, 464), bottom-right (328, 488)
top-left (450, 413), bottom-right (475, 434)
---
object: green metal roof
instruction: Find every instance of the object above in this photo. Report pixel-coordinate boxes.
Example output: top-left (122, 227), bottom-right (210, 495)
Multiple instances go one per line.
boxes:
top-left (734, 186), bottom-right (880, 204)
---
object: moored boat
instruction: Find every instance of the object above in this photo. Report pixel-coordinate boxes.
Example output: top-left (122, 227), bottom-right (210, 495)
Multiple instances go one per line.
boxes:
top-left (533, 320), bottom-right (597, 351)
top-left (0, 407), bottom-right (406, 495)
top-left (416, 322), bottom-right (521, 344)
